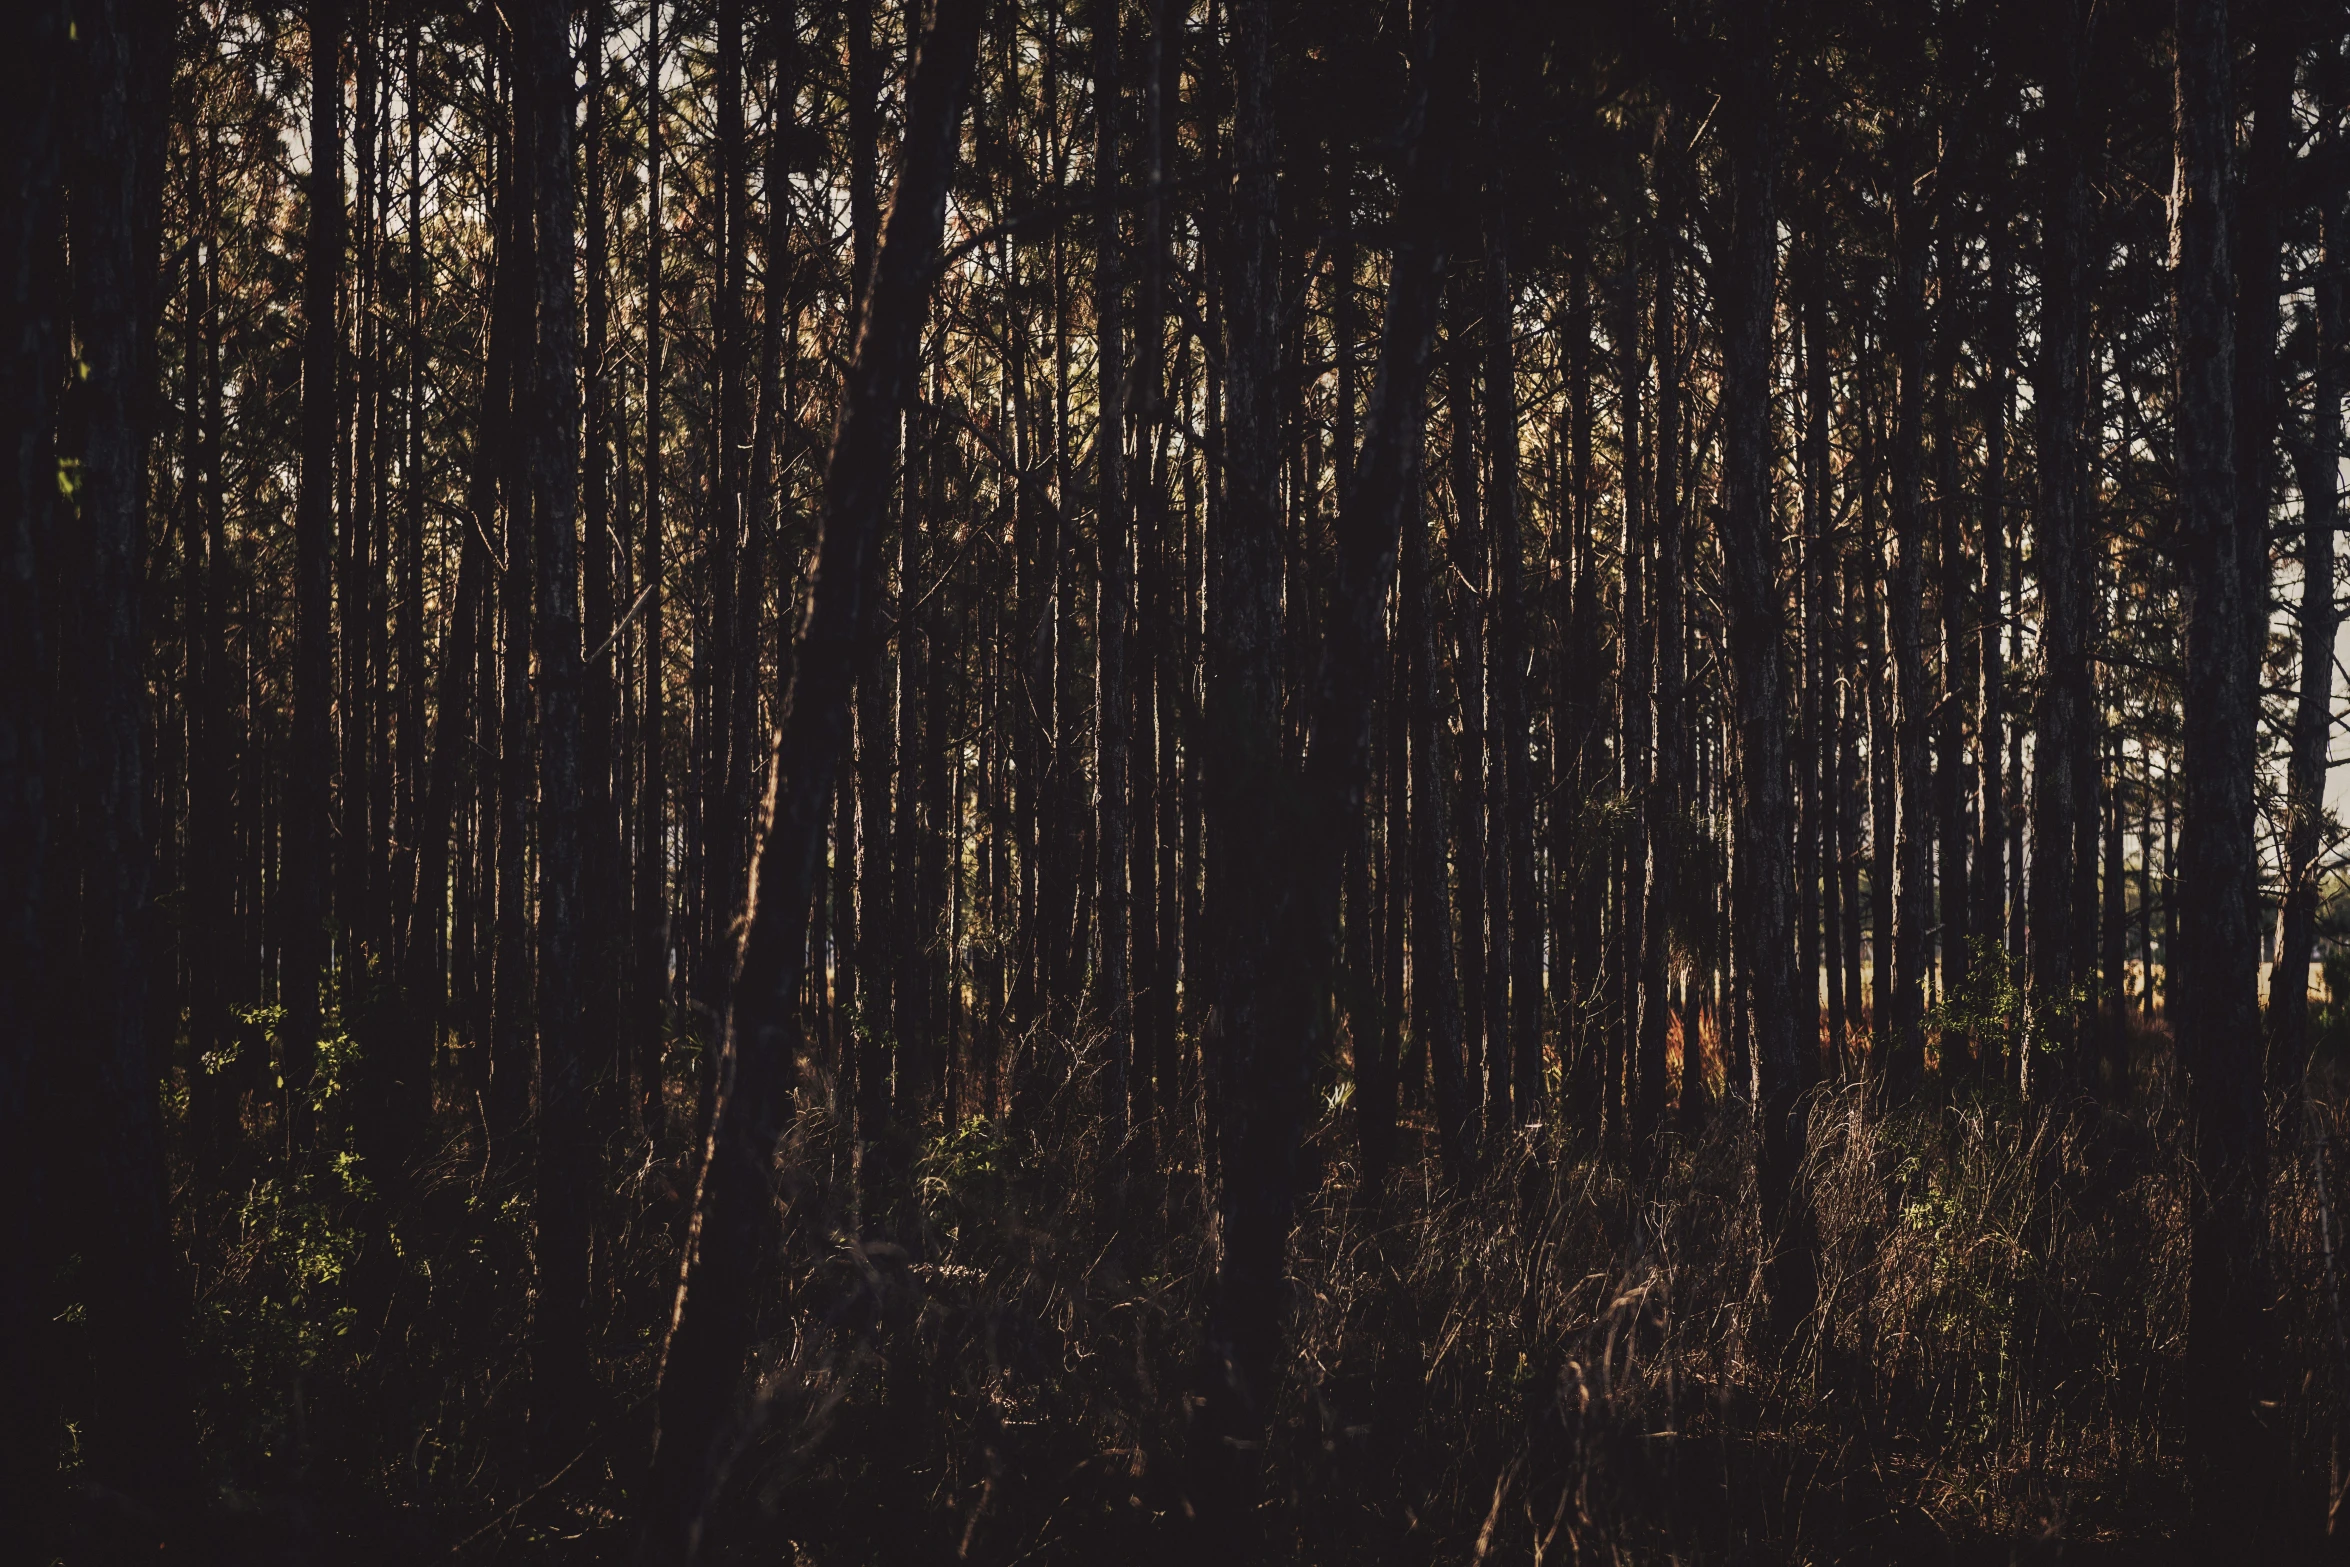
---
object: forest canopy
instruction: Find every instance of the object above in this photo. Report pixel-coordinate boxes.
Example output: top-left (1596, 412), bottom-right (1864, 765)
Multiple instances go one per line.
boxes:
top-left (7, 0), bottom-right (2350, 1559)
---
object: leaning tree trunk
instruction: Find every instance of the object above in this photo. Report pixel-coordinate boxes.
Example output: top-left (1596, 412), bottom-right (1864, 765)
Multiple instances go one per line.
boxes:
top-left (2169, 0), bottom-right (2277, 1541)
top-left (637, 2), bottom-right (982, 1555)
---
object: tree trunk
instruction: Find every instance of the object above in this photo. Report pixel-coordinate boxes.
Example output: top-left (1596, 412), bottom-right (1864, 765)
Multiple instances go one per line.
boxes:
top-left (639, 2), bottom-right (982, 1553)
top-left (1638, 155), bottom-right (1682, 1157)
top-left (0, 3), bottom-right (65, 1518)
top-left (1094, 0), bottom-right (1131, 1192)
top-left (638, 0), bottom-right (671, 1142)
top-left (2272, 120), bottom-right (2344, 1100)
top-left (288, 0), bottom-right (344, 1121)
top-left (2170, 0), bottom-right (2275, 1535)
top-left (68, 0), bottom-right (199, 1506)
top-left (2028, 0), bottom-right (2092, 1089)
top-left (1195, 1), bottom-right (1465, 1536)
top-left (520, 0), bottom-right (590, 1455)
top-left (1715, 0), bottom-right (1811, 1342)
top-left (1887, 187), bottom-right (1930, 1096)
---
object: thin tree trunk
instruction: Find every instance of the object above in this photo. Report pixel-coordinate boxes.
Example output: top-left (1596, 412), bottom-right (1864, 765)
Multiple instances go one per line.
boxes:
top-left (1485, 128), bottom-right (1539, 1130)
top-left (1638, 158), bottom-right (1682, 1158)
top-left (1887, 188), bottom-right (1930, 1096)
top-left (521, 0), bottom-right (589, 1454)
top-left (1095, 0), bottom-right (1131, 1189)
top-left (2273, 124), bottom-right (2344, 1100)
top-left (638, 0), bottom-right (671, 1142)
top-left (288, 0), bottom-right (345, 1121)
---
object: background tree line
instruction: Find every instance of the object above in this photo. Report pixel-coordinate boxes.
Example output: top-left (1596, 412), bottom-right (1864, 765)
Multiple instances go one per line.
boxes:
top-left (6, 0), bottom-right (2350, 1558)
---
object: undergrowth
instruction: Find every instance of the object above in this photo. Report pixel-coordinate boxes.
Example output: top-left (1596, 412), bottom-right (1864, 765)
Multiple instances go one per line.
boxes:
top-left (148, 1009), bottom-right (2350, 1564)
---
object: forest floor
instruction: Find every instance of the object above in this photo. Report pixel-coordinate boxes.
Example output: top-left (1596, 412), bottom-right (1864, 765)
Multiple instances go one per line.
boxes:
top-left (130, 1011), bottom-right (2350, 1564)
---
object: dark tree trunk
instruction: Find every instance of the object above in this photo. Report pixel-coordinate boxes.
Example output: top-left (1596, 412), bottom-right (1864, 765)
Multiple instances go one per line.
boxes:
top-left (1933, 219), bottom-right (1972, 1078)
top-left (583, 0), bottom-right (621, 1116)
top-left (1485, 134), bottom-right (1540, 1130)
top-left (2273, 114), bottom-right (2344, 1100)
top-left (638, 0), bottom-right (671, 1141)
top-left (1804, 267), bottom-right (1841, 1074)
top-left (1094, 0), bottom-right (1130, 1187)
top-left (1978, 215), bottom-right (2013, 1081)
top-left (2028, 0), bottom-right (2092, 1090)
top-left (289, 0), bottom-right (344, 1120)
top-left (1195, 2), bottom-right (1465, 1538)
top-left (490, 84), bottom-right (538, 1151)
top-left (0, 4), bottom-right (65, 1518)
top-left (68, 0), bottom-right (198, 1506)
top-left (638, 2), bottom-right (982, 1553)
top-left (1611, 251), bottom-right (1645, 1153)
top-left (2170, 0), bottom-right (2275, 1536)
top-left (521, 0), bottom-right (590, 1454)
top-left (1886, 188), bottom-right (1930, 1096)
top-left (1714, 0), bottom-right (1811, 1342)
top-left (1443, 279), bottom-right (1488, 1133)
top-left (1406, 402), bottom-right (1469, 1178)
top-left (1638, 159), bottom-right (1682, 1158)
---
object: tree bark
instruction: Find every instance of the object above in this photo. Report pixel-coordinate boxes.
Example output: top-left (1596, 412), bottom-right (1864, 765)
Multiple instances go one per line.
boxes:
top-left (520, 0), bottom-right (590, 1455)
top-left (638, 3), bottom-right (982, 1552)
top-left (2028, 0), bottom-right (2092, 1089)
top-left (0, 4), bottom-right (65, 1520)
top-left (2170, 0), bottom-right (2276, 1536)
top-left (68, 0), bottom-right (199, 1507)
top-left (2272, 98), bottom-right (2344, 1101)
top-left (288, 0), bottom-right (345, 1122)
top-left (1714, 0), bottom-right (1811, 1343)
top-left (1194, 0), bottom-right (1464, 1538)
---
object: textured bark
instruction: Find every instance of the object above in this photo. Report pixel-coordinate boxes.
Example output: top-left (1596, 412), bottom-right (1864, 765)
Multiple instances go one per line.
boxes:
top-left (1194, 0), bottom-right (1462, 1536)
top-left (1638, 159), bottom-right (1683, 1157)
top-left (1405, 441), bottom-right (1469, 1177)
top-left (2273, 108), bottom-right (2345, 1100)
top-left (288, 0), bottom-right (344, 1116)
top-left (2169, 0), bottom-right (2275, 1535)
top-left (1803, 269), bottom-right (1841, 1072)
top-left (1484, 110), bottom-right (1539, 1130)
top-left (639, 2), bottom-right (982, 1553)
top-left (1095, 0), bottom-right (1131, 1178)
top-left (1978, 218), bottom-right (2013, 1082)
top-left (637, 0), bottom-right (671, 1139)
top-left (490, 92), bottom-right (538, 1151)
top-left (521, 0), bottom-right (590, 1455)
top-left (1715, 0), bottom-right (1811, 1341)
top-left (1612, 252), bottom-right (1646, 1151)
top-left (1444, 279), bottom-right (1489, 1131)
top-left (0, 3), bottom-right (64, 1519)
top-left (583, 0), bottom-right (621, 1110)
top-left (2028, 0), bottom-right (2092, 1088)
top-left (68, 0), bottom-right (199, 1504)
top-left (1886, 189), bottom-right (1930, 1095)
top-left (1932, 220), bottom-right (1972, 1077)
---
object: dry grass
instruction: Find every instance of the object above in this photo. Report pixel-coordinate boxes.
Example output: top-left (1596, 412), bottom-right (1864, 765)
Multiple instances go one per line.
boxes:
top-left (163, 1013), bottom-right (2350, 1564)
